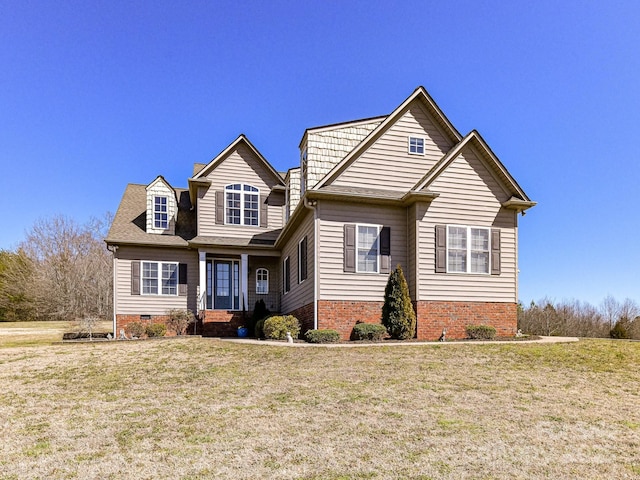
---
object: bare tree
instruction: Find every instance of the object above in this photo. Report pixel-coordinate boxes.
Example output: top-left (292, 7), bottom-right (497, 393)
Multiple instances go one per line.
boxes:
top-left (18, 214), bottom-right (113, 322)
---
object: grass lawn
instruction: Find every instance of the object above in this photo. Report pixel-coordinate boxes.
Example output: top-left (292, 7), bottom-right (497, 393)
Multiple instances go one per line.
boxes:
top-left (0, 321), bottom-right (112, 348)
top-left (0, 336), bottom-right (638, 479)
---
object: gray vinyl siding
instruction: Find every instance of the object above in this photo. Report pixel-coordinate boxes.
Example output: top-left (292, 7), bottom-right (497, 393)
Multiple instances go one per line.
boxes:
top-left (417, 146), bottom-right (518, 302)
top-left (197, 143), bottom-right (284, 237)
top-left (330, 104), bottom-right (452, 190)
top-left (280, 210), bottom-right (315, 314)
top-left (248, 256), bottom-right (280, 314)
top-left (115, 246), bottom-right (199, 315)
top-left (317, 201), bottom-right (407, 302)
top-left (407, 203), bottom-right (417, 300)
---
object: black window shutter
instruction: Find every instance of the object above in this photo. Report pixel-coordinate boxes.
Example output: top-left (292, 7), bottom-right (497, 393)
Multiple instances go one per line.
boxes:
top-left (260, 194), bottom-right (268, 228)
top-left (299, 236), bottom-right (308, 282)
top-left (215, 191), bottom-right (224, 225)
top-left (178, 263), bottom-right (188, 296)
top-left (380, 226), bottom-right (391, 274)
top-left (435, 225), bottom-right (446, 273)
top-left (344, 224), bottom-right (356, 273)
top-left (284, 258), bottom-right (291, 293)
top-left (491, 229), bottom-right (501, 275)
top-left (131, 261), bottom-right (140, 295)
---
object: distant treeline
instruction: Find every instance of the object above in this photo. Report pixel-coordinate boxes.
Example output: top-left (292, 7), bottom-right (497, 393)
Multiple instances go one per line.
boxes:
top-left (0, 214), bottom-right (112, 322)
top-left (518, 296), bottom-right (640, 339)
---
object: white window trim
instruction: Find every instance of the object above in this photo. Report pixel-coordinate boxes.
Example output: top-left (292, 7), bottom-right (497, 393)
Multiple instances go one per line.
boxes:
top-left (356, 223), bottom-right (381, 274)
top-left (446, 225), bottom-right (491, 275)
top-left (141, 261), bottom-right (178, 296)
top-left (283, 256), bottom-right (290, 294)
top-left (153, 196), bottom-right (168, 229)
top-left (408, 136), bottom-right (425, 155)
top-left (256, 268), bottom-right (269, 295)
top-left (224, 183), bottom-right (260, 227)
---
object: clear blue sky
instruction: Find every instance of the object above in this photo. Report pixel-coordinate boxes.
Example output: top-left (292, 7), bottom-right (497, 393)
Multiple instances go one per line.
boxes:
top-left (1, 0), bottom-right (639, 306)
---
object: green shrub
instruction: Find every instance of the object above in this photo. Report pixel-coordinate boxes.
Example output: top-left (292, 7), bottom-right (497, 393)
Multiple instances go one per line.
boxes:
top-left (125, 322), bottom-right (145, 338)
top-left (352, 323), bottom-right (387, 341)
top-left (610, 319), bottom-right (630, 339)
top-left (251, 299), bottom-right (271, 337)
top-left (263, 315), bottom-right (300, 340)
top-left (466, 325), bottom-right (496, 340)
top-left (145, 323), bottom-right (167, 338)
top-left (305, 329), bottom-right (341, 344)
top-left (255, 318), bottom-right (266, 339)
top-left (381, 265), bottom-right (416, 340)
top-left (166, 308), bottom-right (195, 335)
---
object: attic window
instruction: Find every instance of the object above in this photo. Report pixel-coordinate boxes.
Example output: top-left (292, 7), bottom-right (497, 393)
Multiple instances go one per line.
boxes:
top-left (154, 196), bottom-right (168, 229)
top-left (408, 137), bottom-right (425, 155)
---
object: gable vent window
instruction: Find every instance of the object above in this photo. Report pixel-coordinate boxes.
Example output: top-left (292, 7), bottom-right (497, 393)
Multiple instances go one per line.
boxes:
top-left (408, 136), bottom-right (425, 155)
top-left (225, 184), bottom-right (259, 226)
top-left (154, 196), bottom-right (168, 229)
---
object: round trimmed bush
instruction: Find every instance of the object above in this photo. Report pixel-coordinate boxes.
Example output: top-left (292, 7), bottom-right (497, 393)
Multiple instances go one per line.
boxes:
top-left (465, 325), bottom-right (496, 340)
top-left (263, 315), bottom-right (301, 340)
top-left (352, 323), bottom-right (387, 341)
top-left (145, 323), bottom-right (167, 338)
top-left (125, 322), bottom-right (145, 338)
top-left (305, 329), bottom-right (341, 344)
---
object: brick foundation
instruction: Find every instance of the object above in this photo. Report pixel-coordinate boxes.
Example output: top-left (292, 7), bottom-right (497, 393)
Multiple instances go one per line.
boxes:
top-left (317, 300), bottom-right (384, 340)
top-left (116, 314), bottom-right (179, 337)
top-left (415, 301), bottom-right (517, 340)
top-left (312, 300), bottom-right (517, 341)
top-left (287, 302), bottom-right (315, 336)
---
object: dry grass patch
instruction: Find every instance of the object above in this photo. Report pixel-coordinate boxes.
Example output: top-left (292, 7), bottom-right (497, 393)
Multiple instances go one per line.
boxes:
top-left (0, 321), bottom-right (112, 348)
top-left (0, 339), bottom-right (638, 479)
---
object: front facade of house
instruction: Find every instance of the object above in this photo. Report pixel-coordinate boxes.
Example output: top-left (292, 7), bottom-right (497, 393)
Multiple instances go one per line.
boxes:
top-left (106, 87), bottom-right (535, 340)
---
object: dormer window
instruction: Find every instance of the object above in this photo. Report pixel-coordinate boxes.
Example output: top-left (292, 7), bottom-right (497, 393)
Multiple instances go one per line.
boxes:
top-left (408, 136), bottom-right (425, 155)
top-left (225, 184), bottom-right (259, 226)
top-left (154, 196), bottom-right (168, 229)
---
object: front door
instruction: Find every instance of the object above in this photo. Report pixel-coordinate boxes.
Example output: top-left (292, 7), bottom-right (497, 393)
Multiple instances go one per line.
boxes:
top-left (211, 259), bottom-right (240, 310)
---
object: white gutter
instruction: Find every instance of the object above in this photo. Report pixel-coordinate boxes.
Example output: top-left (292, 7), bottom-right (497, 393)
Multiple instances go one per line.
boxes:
top-left (107, 245), bottom-right (118, 338)
top-left (303, 196), bottom-right (318, 330)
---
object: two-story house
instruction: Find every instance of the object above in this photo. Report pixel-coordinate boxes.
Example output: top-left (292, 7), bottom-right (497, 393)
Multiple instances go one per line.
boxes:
top-left (106, 86), bottom-right (535, 340)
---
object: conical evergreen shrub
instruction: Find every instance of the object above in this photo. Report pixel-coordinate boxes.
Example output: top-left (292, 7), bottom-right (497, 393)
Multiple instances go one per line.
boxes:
top-left (381, 264), bottom-right (416, 339)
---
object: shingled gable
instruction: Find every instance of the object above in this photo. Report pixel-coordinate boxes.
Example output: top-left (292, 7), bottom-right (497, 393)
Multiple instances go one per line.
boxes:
top-left (413, 130), bottom-right (536, 212)
top-left (312, 86), bottom-right (462, 190)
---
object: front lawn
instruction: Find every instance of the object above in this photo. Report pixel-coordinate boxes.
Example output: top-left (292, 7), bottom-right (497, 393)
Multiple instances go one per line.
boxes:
top-left (0, 338), bottom-right (638, 479)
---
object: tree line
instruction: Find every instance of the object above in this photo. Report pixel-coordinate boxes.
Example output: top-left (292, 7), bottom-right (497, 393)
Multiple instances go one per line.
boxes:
top-left (518, 296), bottom-right (640, 339)
top-left (0, 215), bottom-right (113, 322)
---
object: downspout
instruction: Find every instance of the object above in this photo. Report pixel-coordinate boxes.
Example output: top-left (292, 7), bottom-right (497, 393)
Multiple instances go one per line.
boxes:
top-left (107, 244), bottom-right (118, 338)
top-left (303, 196), bottom-right (318, 330)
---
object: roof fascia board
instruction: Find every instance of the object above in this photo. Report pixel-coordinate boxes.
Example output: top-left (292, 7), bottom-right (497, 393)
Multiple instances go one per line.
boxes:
top-left (313, 87), bottom-right (462, 190)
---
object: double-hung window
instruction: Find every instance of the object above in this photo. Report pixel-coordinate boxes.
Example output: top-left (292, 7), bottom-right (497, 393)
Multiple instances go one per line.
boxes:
top-left (225, 184), bottom-right (259, 226)
top-left (447, 226), bottom-right (490, 274)
top-left (154, 196), bottom-right (168, 229)
top-left (357, 225), bottom-right (380, 273)
top-left (408, 136), bottom-right (425, 155)
top-left (141, 261), bottom-right (178, 295)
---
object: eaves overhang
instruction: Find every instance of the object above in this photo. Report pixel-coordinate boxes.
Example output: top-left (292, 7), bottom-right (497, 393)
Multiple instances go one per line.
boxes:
top-left (502, 197), bottom-right (537, 213)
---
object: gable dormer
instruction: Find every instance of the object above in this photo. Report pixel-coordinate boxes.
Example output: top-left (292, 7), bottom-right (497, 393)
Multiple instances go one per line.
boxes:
top-left (146, 176), bottom-right (178, 235)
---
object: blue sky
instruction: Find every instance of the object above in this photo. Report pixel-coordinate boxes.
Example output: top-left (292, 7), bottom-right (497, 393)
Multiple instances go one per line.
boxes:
top-left (1, 0), bottom-right (639, 306)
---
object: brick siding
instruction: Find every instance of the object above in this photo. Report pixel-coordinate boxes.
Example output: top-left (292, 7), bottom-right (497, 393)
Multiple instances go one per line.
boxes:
top-left (312, 300), bottom-right (516, 341)
top-left (287, 302), bottom-right (315, 336)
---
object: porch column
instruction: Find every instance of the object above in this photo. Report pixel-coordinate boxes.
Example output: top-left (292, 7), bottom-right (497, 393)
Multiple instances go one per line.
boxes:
top-left (198, 251), bottom-right (206, 311)
top-left (241, 253), bottom-right (248, 311)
